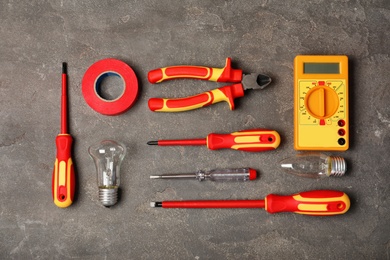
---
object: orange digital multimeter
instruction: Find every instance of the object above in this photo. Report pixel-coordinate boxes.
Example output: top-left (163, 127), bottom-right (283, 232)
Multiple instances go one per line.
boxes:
top-left (294, 55), bottom-right (349, 151)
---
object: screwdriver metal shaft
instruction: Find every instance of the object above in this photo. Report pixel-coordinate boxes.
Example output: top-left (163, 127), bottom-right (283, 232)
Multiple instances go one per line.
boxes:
top-left (150, 168), bottom-right (257, 182)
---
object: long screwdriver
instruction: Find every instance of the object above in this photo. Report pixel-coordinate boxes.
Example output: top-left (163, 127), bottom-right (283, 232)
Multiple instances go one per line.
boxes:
top-left (52, 62), bottom-right (75, 208)
top-left (150, 168), bottom-right (257, 181)
top-left (151, 190), bottom-right (350, 216)
top-left (147, 129), bottom-right (281, 152)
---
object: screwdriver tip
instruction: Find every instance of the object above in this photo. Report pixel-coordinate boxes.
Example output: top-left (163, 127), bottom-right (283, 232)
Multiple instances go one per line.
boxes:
top-left (147, 141), bottom-right (158, 145)
top-left (62, 62), bottom-right (67, 74)
top-left (150, 202), bottom-right (162, 207)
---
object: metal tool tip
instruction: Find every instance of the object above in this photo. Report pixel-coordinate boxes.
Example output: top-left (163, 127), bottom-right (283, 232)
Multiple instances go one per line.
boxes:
top-left (256, 74), bottom-right (271, 88)
top-left (242, 73), bottom-right (271, 90)
top-left (150, 175), bottom-right (162, 179)
top-left (62, 62), bottom-right (67, 74)
top-left (147, 141), bottom-right (158, 145)
top-left (150, 202), bottom-right (162, 207)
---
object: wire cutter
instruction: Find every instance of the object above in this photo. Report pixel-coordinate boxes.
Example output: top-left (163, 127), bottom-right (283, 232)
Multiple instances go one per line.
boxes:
top-left (148, 58), bottom-right (272, 112)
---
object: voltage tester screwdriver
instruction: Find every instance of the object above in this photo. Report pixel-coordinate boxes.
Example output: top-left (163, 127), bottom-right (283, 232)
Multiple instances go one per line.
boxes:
top-left (150, 168), bottom-right (257, 181)
top-left (52, 63), bottom-right (75, 208)
top-left (147, 129), bottom-right (281, 152)
top-left (151, 190), bottom-right (350, 216)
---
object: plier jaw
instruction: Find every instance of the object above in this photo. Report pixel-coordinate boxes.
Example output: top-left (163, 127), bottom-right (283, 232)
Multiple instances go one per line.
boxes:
top-left (241, 73), bottom-right (272, 90)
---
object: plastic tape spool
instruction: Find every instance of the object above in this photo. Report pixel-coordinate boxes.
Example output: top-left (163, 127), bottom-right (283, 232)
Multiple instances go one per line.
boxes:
top-left (82, 58), bottom-right (139, 115)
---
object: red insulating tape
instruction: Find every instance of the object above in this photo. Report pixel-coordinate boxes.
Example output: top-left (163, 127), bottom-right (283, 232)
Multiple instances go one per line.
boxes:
top-left (82, 58), bottom-right (138, 115)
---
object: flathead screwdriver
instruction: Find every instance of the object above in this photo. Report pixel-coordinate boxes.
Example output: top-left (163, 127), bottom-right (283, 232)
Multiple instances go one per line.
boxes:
top-left (151, 190), bottom-right (351, 216)
top-left (52, 63), bottom-right (75, 208)
top-left (150, 168), bottom-right (257, 181)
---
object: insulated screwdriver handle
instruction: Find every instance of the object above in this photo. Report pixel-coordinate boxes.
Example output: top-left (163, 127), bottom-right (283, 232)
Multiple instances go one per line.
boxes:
top-left (148, 58), bottom-right (242, 83)
top-left (148, 84), bottom-right (244, 112)
top-left (265, 190), bottom-right (350, 216)
top-left (52, 63), bottom-right (75, 208)
top-left (207, 129), bottom-right (280, 152)
top-left (52, 134), bottom-right (75, 208)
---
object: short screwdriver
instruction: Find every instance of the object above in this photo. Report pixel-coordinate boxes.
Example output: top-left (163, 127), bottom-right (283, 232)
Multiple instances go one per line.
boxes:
top-left (151, 190), bottom-right (350, 216)
top-left (52, 63), bottom-right (75, 208)
top-left (147, 129), bottom-right (281, 152)
top-left (150, 168), bottom-right (257, 181)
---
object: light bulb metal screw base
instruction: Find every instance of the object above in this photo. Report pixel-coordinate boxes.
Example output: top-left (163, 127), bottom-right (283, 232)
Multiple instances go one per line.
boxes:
top-left (328, 156), bottom-right (346, 177)
top-left (99, 187), bottom-right (118, 207)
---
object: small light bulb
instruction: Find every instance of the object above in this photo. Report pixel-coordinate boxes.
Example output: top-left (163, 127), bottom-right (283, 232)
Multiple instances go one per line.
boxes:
top-left (280, 152), bottom-right (346, 178)
top-left (88, 140), bottom-right (126, 206)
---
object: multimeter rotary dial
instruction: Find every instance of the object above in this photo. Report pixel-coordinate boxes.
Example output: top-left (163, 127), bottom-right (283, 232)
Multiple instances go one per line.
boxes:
top-left (304, 85), bottom-right (339, 120)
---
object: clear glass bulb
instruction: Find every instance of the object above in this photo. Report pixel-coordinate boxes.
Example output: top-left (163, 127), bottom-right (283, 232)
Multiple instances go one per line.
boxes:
top-left (280, 153), bottom-right (346, 178)
top-left (88, 140), bottom-right (126, 206)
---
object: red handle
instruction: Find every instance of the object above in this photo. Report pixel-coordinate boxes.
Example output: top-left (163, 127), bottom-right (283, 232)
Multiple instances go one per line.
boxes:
top-left (148, 58), bottom-right (242, 83)
top-left (148, 84), bottom-right (244, 112)
top-left (52, 134), bottom-right (75, 208)
top-left (207, 129), bottom-right (281, 152)
top-left (265, 190), bottom-right (350, 216)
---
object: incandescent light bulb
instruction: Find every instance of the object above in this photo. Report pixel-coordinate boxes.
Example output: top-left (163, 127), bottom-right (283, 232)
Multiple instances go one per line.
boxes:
top-left (280, 153), bottom-right (346, 178)
top-left (88, 140), bottom-right (126, 206)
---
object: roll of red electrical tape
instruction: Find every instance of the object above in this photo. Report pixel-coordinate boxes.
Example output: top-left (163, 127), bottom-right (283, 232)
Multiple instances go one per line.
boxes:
top-left (82, 58), bottom-right (139, 116)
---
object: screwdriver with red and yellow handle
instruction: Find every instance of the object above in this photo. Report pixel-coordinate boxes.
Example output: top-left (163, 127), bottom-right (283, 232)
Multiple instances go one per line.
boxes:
top-left (151, 190), bottom-right (351, 216)
top-left (52, 62), bottom-right (75, 208)
top-left (148, 58), bottom-right (271, 112)
top-left (147, 129), bottom-right (281, 152)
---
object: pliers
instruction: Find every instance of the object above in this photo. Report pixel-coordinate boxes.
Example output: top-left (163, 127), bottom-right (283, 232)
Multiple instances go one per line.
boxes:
top-left (147, 57), bottom-right (272, 112)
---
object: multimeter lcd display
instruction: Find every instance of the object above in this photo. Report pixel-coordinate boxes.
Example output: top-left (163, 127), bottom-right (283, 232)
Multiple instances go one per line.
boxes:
top-left (303, 63), bottom-right (340, 74)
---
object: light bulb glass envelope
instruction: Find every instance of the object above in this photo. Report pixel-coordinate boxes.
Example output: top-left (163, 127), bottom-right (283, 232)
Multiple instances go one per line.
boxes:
top-left (280, 152), bottom-right (346, 178)
top-left (88, 140), bottom-right (126, 206)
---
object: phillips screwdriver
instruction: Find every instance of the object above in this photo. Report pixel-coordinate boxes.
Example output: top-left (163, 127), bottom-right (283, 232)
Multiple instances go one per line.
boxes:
top-left (147, 129), bottom-right (281, 152)
top-left (52, 63), bottom-right (75, 208)
top-left (151, 190), bottom-right (350, 216)
top-left (150, 167), bottom-right (257, 181)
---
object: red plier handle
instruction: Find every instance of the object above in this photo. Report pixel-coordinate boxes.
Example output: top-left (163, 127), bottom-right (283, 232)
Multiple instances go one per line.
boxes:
top-left (148, 58), bottom-right (242, 83)
top-left (148, 84), bottom-right (244, 112)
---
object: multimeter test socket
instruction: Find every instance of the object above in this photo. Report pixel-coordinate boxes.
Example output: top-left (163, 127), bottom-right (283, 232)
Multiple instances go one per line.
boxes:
top-left (294, 55), bottom-right (349, 151)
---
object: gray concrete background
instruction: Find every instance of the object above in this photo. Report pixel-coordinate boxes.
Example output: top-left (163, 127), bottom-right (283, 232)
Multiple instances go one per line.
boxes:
top-left (1, 0), bottom-right (389, 259)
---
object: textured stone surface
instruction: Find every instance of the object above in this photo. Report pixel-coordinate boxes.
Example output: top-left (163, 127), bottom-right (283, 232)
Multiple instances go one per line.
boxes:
top-left (1, 1), bottom-right (389, 259)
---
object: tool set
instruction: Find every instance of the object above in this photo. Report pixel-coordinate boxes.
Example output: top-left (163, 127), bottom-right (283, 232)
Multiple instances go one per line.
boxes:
top-left (51, 56), bottom-right (351, 218)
